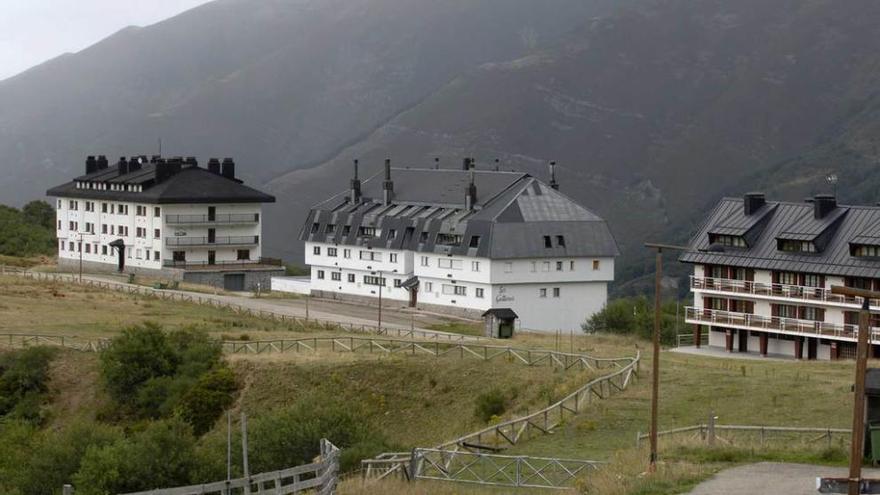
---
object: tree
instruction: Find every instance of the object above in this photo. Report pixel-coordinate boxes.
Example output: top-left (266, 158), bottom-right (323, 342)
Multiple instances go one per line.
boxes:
top-left (21, 200), bottom-right (55, 230)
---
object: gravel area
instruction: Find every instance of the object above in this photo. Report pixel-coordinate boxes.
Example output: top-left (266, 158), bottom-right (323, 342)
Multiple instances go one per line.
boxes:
top-left (687, 462), bottom-right (880, 495)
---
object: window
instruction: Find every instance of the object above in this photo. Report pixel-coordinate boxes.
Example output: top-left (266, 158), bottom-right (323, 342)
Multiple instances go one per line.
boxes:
top-left (570, 261), bottom-right (575, 271)
top-left (154, 207), bottom-right (161, 217)
top-left (364, 275), bottom-right (386, 286)
top-left (358, 226), bottom-right (376, 237)
top-left (438, 258), bottom-right (462, 270)
top-left (476, 288), bottom-right (484, 298)
top-left (553, 287), bottom-right (560, 298)
top-left (313, 246), bottom-right (321, 255)
top-left (421, 256), bottom-right (429, 266)
top-left (530, 261), bottom-right (537, 272)
top-left (331, 272), bottom-right (342, 281)
top-left (135, 249), bottom-right (142, 259)
top-left (136, 227), bottom-right (146, 238)
top-left (317, 270), bottom-right (325, 279)
top-left (504, 262), bottom-right (513, 273)
top-left (154, 229), bottom-right (161, 239)
top-left (436, 233), bottom-right (463, 246)
top-left (343, 249), bottom-right (351, 259)
top-left (802, 306), bottom-right (823, 321)
top-left (803, 274), bottom-right (821, 288)
top-left (342, 225), bottom-right (351, 236)
top-left (592, 260), bottom-right (600, 271)
top-left (419, 231), bottom-right (429, 243)
top-left (57, 220), bottom-right (62, 230)
top-left (556, 235), bottom-right (565, 247)
top-left (775, 304), bottom-right (797, 318)
top-left (154, 251), bottom-right (160, 261)
top-left (542, 261), bottom-right (550, 272)
top-left (325, 224), bottom-right (336, 234)
top-left (543, 235), bottom-right (552, 248)
top-left (328, 247), bottom-right (338, 257)
top-left (424, 281), bottom-right (433, 292)
top-left (469, 236), bottom-right (481, 248)
top-left (101, 245), bottom-right (108, 255)
top-left (777, 271), bottom-right (798, 285)
top-left (347, 273), bottom-right (355, 283)
top-left (311, 223), bottom-right (320, 234)
top-left (389, 253), bottom-right (398, 263)
top-left (110, 204), bottom-right (114, 214)
top-left (556, 261), bottom-right (563, 271)
top-left (360, 250), bottom-right (382, 261)
top-left (540, 288), bottom-right (547, 298)
top-left (69, 242), bottom-right (74, 251)
top-left (442, 284), bottom-right (466, 296)
top-left (709, 233), bottom-right (747, 247)
top-left (101, 224), bottom-right (107, 234)
top-left (136, 205), bottom-right (146, 216)
top-left (394, 279), bottom-right (402, 288)
top-left (85, 244), bottom-right (91, 254)
top-left (173, 251), bottom-right (186, 262)
top-left (471, 261), bottom-right (480, 272)
top-left (388, 229), bottom-right (396, 239)
top-left (57, 199), bottom-right (62, 209)
top-left (237, 249), bottom-right (250, 260)
top-left (60, 240), bottom-right (65, 251)
top-left (778, 239), bottom-right (816, 253)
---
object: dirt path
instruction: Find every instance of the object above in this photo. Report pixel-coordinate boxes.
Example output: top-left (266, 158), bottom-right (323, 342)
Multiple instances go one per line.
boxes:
top-left (687, 462), bottom-right (880, 495)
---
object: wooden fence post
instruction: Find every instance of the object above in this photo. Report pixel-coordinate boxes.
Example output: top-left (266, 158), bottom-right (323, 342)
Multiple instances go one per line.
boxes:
top-left (62, 484), bottom-right (73, 495)
top-left (707, 411), bottom-right (716, 447)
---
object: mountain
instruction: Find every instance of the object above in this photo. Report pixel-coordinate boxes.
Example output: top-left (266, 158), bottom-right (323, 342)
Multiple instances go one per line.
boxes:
top-left (5, 0), bottom-right (880, 292)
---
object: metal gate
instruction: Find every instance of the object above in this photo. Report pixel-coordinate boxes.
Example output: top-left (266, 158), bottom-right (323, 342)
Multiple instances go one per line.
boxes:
top-left (224, 273), bottom-right (245, 291)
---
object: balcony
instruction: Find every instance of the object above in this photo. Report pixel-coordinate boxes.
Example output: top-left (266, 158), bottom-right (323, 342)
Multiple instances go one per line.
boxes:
top-left (162, 257), bottom-right (282, 269)
top-left (685, 306), bottom-right (880, 342)
top-left (690, 276), bottom-right (879, 309)
top-left (165, 213), bottom-right (260, 225)
top-left (166, 235), bottom-right (259, 247)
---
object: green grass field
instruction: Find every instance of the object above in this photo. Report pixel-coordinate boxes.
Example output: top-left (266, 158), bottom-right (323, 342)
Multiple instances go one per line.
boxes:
top-left (0, 274), bottom-right (866, 494)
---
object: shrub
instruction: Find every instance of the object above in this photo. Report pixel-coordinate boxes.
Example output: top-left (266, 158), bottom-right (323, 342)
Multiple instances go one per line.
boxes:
top-left (0, 202), bottom-right (56, 257)
top-left (99, 323), bottom-right (179, 405)
top-left (474, 388), bottom-right (509, 422)
top-left (0, 346), bottom-right (57, 423)
top-left (582, 296), bottom-right (681, 345)
top-left (178, 367), bottom-right (238, 436)
top-left (73, 418), bottom-right (197, 495)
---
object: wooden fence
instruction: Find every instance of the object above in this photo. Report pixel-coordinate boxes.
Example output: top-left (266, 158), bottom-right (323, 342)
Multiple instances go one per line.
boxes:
top-left (0, 266), bottom-right (482, 342)
top-left (410, 449), bottom-right (603, 490)
top-left (0, 333), bottom-right (109, 352)
top-left (363, 349), bottom-right (640, 481)
top-left (63, 439), bottom-right (340, 495)
top-left (636, 423), bottom-right (850, 449)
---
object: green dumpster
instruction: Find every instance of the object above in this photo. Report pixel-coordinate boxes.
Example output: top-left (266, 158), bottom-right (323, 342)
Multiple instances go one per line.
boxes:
top-left (869, 423), bottom-right (880, 463)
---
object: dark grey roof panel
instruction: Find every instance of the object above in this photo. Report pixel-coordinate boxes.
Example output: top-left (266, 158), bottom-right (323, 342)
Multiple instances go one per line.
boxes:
top-left (489, 221), bottom-right (619, 259)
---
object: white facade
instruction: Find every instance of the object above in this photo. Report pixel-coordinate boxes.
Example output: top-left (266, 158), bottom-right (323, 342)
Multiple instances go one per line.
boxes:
top-left (686, 263), bottom-right (867, 360)
top-left (304, 241), bottom-right (614, 331)
top-left (54, 197), bottom-right (263, 270)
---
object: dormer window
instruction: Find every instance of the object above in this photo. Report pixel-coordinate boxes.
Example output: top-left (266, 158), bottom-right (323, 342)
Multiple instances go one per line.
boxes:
top-left (709, 234), bottom-right (747, 248)
top-left (358, 226), bottom-right (376, 237)
top-left (543, 236), bottom-right (552, 248)
top-left (436, 233), bottom-right (463, 246)
top-left (469, 235), bottom-right (481, 248)
top-left (778, 239), bottom-right (816, 253)
top-left (851, 244), bottom-right (880, 258)
top-left (325, 224), bottom-right (336, 234)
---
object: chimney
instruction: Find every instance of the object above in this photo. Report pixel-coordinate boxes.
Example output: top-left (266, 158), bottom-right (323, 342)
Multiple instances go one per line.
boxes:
top-left (207, 158), bottom-right (221, 174)
top-left (117, 157), bottom-right (129, 176)
top-left (383, 158), bottom-right (394, 205)
top-left (96, 155), bottom-right (109, 170)
top-left (434, 157), bottom-right (440, 169)
top-left (462, 157), bottom-right (470, 170)
top-left (350, 159), bottom-right (362, 203)
top-left (465, 169), bottom-right (477, 210)
top-left (154, 158), bottom-right (167, 182)
top-left (185, 157), bottom-right (198, 168)
top-left (469, 157), bottom-right (476, 170)
top-left (743, 192), bottom-right (765, 216)
top-left (151, 155), bottom-right (161, 163)
top-left (168, 157), bottom-right (183, 175)
top-left (85, 156), bottom-right (98, 174)
top-left (221, 158), bottom-right (235, 179)
top-left (494, 158), bottom-right (500, 172)
top-left (549, 161), bottom-right (559, 190)
top-left (128, 158), bottom-right (141, 173)
top-left (813, 194), bottom-right (837, 219)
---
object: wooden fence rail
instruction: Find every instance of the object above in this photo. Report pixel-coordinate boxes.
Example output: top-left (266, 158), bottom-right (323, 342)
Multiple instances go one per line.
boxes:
top-left (410, 449), bottom-right (603, 490)
top-left (636, 423), bottom-right (850, 449)
top-left (0, 267), bottom-right (483, 342)
top-left (63, 439), bottom-right (340, 495)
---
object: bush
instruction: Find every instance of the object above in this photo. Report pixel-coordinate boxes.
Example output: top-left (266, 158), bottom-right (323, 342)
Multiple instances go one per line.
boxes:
top-left (178, 367), bottom-right (238, 436)
top-left (0, 346), bottom-right (57, 423)
top-left (0, 202), bottom-right (56, 257)
top-left (582, 296), bottom-right (681, 345)
top-left (474, 388), bottom-right (510, 422)
top-left (100, 323), bottom-right (179, 405)
top-left (73, 418), bottom-right (197, 495)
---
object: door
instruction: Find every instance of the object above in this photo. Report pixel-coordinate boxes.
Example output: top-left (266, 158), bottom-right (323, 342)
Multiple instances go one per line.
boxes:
top-left (409, 287), bottom-right (418, 307)
top-left (224, 273), bottom-right (245, 291)
top-left (208, 206), bottom-right (216, 222)
top-left (208, 250), bottom-right (216, 265)
top-left (738, 330), bottom-right (749, 352)
top-left (808, 338), bottom-right (818, 360)
top-left (208, 228), bottom-right (216, 244)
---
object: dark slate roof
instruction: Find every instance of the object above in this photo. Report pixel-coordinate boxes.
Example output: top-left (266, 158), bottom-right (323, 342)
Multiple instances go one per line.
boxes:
top-left (300, 167), bottom-right (618, 259)
top-left (680, 197), bottom-right (880, 277)
top-left (483, 308), bottom-right (518, 319)
top-left (47, 163), bottom-right (275, 204)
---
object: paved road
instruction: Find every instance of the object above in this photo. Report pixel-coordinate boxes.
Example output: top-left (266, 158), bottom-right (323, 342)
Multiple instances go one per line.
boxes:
top-left (66, 272), bottom-right (479, 337)
top-left (687, 462), bottom-right (880, 495)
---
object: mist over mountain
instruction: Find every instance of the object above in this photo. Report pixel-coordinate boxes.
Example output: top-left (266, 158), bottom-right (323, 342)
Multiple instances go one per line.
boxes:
top-left (4, 0), bottom-right (880, 290)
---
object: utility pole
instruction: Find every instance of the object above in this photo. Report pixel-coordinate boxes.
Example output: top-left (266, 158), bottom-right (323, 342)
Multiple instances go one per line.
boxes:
top-left (226, 411), bottom-right (232, 482)
top-left (377, 271), bottom-right (383, 329)
top-left (241, 412), bottom-right (250, 494)
top-left (830, 285), bottom-right (875, 495)
top-left (78, 233), bottom-right (83, 283)
top-left (644, 242), bottom-right (689, 473)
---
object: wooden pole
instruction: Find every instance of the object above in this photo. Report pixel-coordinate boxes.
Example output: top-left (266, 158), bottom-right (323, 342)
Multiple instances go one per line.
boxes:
top-left (649, 248), bottom-right (662, 472)
top-left (227, 411), bottom-right (232, 482)
top-left (241, 412), bottom-right (250, 495)
top-left (830, 285), bottom-right (875, 495)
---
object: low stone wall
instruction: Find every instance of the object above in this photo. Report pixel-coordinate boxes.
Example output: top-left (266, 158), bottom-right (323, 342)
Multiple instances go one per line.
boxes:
top-left (309, 289), bottom-right (482, 320)
top-left (183, 268), bottom-right (284, 291)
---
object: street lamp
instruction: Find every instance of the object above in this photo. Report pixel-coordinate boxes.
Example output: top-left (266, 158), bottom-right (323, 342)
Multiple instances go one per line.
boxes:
top-left (643, 242), bottom-right (689, 472)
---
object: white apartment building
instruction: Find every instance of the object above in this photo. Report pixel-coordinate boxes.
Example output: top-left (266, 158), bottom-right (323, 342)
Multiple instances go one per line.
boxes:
top-left (298, 159), bottom-right (619, 332)
top-left (682, 193), bottom-right (880, 360)
top-left (48, 155), bottom-right (281, 290)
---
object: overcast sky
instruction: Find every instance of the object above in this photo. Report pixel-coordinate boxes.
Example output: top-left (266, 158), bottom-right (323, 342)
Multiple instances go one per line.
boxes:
top-left (0, 0), bottom-right (213, 81)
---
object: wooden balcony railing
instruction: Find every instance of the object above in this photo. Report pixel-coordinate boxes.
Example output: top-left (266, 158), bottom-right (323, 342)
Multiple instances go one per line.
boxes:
top-left (690, 276), bottom-right (880, 307)
top-left (685, 306), bottom-right (880, 342)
